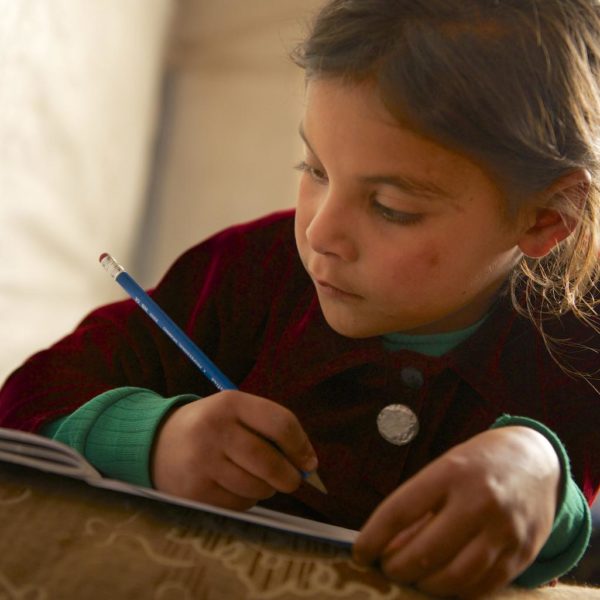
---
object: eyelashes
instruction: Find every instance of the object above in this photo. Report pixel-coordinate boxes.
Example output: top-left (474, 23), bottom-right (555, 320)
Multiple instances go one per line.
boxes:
top-left (371, 199), bottom-right (423, 225)
top-left (294, 160), bottom-right (328, 184)
top-left (294, 160), bottom-right (423, 226)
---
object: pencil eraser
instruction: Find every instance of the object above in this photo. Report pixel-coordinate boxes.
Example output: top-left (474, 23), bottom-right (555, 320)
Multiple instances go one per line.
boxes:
top-left (99, 252), bottom-right (109, 263)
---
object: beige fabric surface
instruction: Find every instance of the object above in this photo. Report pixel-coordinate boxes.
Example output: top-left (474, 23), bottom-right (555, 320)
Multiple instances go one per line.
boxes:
top-left (141, 0), bottom-right (325, 283)
top-left (0, 0), bottom-right (174, 385)
top-left (0, 0), bottom-right (324, 383)
top-left (0, 462), bottom-right (598, 600)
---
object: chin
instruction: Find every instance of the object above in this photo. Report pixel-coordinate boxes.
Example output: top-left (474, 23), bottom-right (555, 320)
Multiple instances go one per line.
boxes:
top-left (321, 307), bottom-right (446, 338)
top-left (321, 313), bottom-right (385, 340)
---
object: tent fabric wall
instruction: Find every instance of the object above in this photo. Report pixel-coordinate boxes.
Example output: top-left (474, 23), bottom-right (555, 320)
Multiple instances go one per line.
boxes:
top-left (138, 0), bottom-right (323, 283)
top-left (0, 0), bottom-right (174, 384)
top-left (0, 1), bottom-right (323, 385)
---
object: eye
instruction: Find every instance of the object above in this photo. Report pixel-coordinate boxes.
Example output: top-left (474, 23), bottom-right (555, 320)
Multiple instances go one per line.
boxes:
top-left (294, 161), bottom-right (328, 184)
top-left (372, 198), bottom-right (423, 225)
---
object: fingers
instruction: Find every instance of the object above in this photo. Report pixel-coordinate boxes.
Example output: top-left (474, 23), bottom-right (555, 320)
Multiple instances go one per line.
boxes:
top-left (225, 422), bottom-right (303, 493)
top-left (353, 462), bottom-right (448, 565)
top-left (407, 533), bottom-right (504, 598)
top-left (198, 479), bottom-right (261, 512)
top-left (417, 535), bottom-right (518, 599)
top-left (235, 393), bottom-right (318, 474)
top-left (359, 497), bottom-right (531, 598)
top-left (378, 504), bottom-right (477, 584)
top-left (383, 512), bottom-right (434, 555)
top-left (460, 554), bottom-right (520, 600)
top-left (152, 391), bottom-right (318, 511)
top-left (456, 543), bottom-right (535, 600)
top-left (213, 456), bottom-right (277, 501)
top-left (352, 427), bottom-right (559, 598)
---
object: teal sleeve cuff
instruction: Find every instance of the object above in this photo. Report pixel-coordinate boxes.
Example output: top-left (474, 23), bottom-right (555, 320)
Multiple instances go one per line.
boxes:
top-left (39, 387), bottom-right (198, 488)
top-left (491, 414), bottom-right (592, 587)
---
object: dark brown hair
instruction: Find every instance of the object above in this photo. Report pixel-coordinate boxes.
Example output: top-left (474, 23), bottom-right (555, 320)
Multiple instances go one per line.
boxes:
top-left (293, 0), bottom-right (600, 372)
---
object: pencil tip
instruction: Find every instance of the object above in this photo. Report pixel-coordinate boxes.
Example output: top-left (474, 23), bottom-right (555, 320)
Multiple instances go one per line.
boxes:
top-left (99, 252), bottom-right (108, 263)
top-left (305, 471), bottom-right (328, 494)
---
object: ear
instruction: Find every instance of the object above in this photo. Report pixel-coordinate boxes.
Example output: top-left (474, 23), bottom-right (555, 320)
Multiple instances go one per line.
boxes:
top-left (518, 169), bottom-right (590, 259)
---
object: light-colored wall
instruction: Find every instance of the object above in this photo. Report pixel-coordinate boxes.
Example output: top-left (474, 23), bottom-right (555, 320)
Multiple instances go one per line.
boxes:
top-left (140, 0), bottom-right (324, 284)
top-left (0, 0), bottom-right (174, 384)
top-left (0, 1), bottom-right (324, 384)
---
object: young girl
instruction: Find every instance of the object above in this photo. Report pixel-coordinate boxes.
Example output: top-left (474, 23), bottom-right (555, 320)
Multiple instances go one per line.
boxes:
top-left (1, 1), bottom-right (598, 597)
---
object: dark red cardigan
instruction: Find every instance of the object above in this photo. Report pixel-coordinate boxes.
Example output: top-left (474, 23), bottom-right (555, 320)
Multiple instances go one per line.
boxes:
top-left (0, 211), bottom-right (598, 528)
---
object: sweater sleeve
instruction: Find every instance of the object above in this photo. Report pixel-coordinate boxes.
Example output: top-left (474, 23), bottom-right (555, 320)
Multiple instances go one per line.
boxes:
top-left (0, 212), bottom-right (294, 433)
top-left (40, 387), bottom-right (198, 487)
top-left (491, 414), bottom-right (592, 587)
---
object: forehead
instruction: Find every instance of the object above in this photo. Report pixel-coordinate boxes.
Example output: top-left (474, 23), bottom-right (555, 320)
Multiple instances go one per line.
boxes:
top-left (302, 78), bottom-right (507, 206)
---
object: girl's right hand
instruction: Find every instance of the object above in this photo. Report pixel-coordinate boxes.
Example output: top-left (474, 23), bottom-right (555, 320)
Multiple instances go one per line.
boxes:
top-left (151, 391), bottom-right (319, 510)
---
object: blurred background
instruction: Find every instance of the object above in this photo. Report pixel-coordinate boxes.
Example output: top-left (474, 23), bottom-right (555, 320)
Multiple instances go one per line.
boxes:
top-left (0, 0), bottom-right (321, 385)
top-left (0, 0), bottom-right (597, 585)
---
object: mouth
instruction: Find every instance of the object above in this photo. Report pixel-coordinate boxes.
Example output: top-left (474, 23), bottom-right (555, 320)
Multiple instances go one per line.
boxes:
top-left (314, 279), bottom-right (362, 300)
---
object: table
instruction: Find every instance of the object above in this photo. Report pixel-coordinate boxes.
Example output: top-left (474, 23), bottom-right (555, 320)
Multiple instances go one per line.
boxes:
top-left (0, 462), bottom-right (597, 600)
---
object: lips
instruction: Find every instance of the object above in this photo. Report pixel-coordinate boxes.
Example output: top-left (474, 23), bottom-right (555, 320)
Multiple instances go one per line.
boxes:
top-left (315, 278), bottom-right (361, 299)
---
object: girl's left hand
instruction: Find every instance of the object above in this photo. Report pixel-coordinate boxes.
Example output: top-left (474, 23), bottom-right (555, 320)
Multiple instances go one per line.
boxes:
top-left (353, 426), bottom-right (561, 599)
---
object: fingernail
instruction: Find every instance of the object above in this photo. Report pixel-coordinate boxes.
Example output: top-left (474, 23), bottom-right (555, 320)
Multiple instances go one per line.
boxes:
top-left (304, 455), bottom-right (318, 472)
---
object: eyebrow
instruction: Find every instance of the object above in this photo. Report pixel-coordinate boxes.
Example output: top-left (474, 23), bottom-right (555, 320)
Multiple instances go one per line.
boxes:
top-left (298, 122), bottom-right (454, 201)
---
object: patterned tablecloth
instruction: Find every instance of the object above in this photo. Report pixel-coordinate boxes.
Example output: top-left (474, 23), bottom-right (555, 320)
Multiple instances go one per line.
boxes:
top-left (0, 462), bottom-right (597, 600)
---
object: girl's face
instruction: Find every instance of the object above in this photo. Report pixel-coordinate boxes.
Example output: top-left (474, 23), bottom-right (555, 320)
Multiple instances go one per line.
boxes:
top-left (294, 78), bottom-right (527, 337)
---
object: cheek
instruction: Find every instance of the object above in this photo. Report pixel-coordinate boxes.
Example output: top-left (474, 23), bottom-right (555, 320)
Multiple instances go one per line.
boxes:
top-left (296, 178), bottom-right (316, 214)
top-left (295, 186), bottom-right (314, 237)
top-left (424, 248), bottom-right (440, 269)
top-left (384, 244), bottom-right (443, 289)
top-left (407, 245), bottom-right (443, 273)
top-left (294, 217), bottom-right (307, 262)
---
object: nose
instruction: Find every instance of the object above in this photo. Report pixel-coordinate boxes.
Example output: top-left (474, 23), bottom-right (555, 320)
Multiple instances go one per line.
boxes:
top-left (305, 189), bottom-right (358, 262)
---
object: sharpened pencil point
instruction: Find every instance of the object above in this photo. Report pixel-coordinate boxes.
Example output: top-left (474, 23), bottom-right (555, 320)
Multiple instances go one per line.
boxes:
top-left (305, 470), bottom-right (328, 494)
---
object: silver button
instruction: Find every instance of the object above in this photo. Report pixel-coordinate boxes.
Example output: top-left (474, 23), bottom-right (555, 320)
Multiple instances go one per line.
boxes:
top-left (377, 404), bottom-right (419, 446)
top-left (401, 366), bottom-right (424, 389)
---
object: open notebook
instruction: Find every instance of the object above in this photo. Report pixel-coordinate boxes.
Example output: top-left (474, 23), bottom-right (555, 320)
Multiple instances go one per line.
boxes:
top-left (0, 426), bottom-right (358, 546)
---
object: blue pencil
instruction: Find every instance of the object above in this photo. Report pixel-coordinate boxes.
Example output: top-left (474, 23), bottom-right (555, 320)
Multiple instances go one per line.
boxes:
top-left (99, 252), bottom-right (327, 494)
